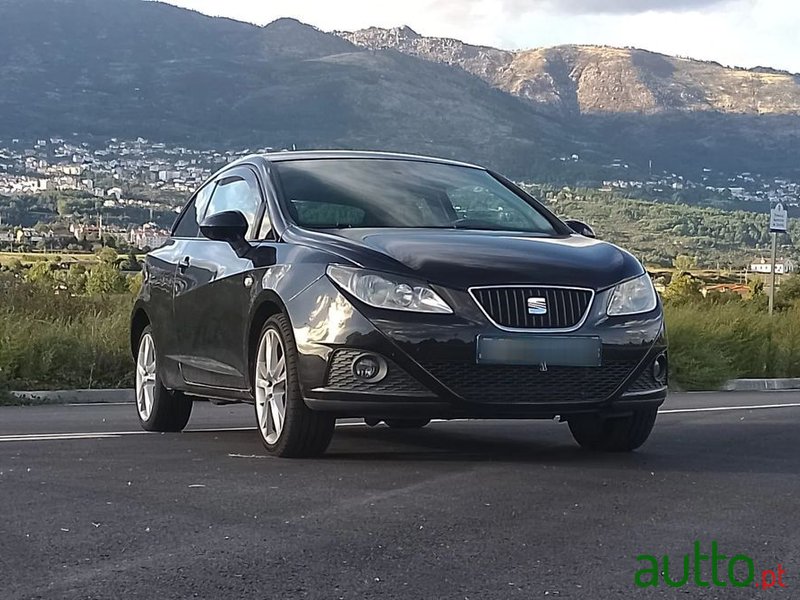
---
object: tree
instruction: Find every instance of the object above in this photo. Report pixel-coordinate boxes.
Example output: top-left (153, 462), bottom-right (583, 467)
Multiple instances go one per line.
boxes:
top-left (86, 264), bottom-right (127, 295)
top-left (749, 279), bottom-right (765, 298)
top-left (96, 247), bottom-right (119, 267)
top-left (25, 261), bottom-right (57, 287)
top-left (777, 275), bottom-right (800, 304)
top-left (57, 263), bottom-right (88, 295)
top-left (123, 250), bottom-right (140, 272)
top-left (662, 273), bottom-right (703, 305)
top-left (672, 254), bottom-right (697, 273)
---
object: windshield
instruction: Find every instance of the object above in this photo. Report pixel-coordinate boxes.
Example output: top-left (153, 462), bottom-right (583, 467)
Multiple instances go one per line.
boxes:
top-left (274, 158), bottom-right (560, 234)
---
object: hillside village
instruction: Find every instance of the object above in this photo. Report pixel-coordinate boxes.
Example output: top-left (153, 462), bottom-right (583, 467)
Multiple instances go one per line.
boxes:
top-left (0, 136), bottom-right (798, 262)
top-left (0, 137), bottom-right (275, 251)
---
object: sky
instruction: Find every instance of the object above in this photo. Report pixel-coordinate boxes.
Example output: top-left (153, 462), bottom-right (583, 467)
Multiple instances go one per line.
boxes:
top-left (158, 0), bottom-right (799, 73)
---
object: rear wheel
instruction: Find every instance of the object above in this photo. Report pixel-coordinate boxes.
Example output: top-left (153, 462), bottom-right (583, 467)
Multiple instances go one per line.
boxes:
top-left (253, 314), bottom-right (335, 457)
top-left (135, 326), bottom-right (192, 432)
top-left (384, 418), bottom-right (431, 429)
top-left (568, 408), bottom-right (658, 452)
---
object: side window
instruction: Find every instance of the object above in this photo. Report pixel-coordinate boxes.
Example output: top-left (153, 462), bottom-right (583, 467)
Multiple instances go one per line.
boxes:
top-left (258, 204), bottom-right (274, 240)
top-left (204, 170), bottom-right (262, 240)
top-left (172, 182), bottom-right (215, 238)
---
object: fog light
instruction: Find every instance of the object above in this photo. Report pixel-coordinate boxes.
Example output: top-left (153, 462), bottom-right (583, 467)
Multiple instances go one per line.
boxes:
top-left (352, 354), bottom-right (387, 383)
top-left (653, 354), bottom-right (668, 384)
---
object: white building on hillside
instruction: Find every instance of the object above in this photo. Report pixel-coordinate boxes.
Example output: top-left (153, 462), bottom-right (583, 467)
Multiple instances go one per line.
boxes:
top-left (750, 259), bottom-right (795, 275)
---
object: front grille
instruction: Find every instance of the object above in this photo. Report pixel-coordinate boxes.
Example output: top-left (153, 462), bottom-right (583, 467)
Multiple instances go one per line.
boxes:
top-left (421, 360), bottom-right (638, 404)
top-left (470, 286), bottom-right (593, 330)
top-left (326, 349), bottom-right (433, 395)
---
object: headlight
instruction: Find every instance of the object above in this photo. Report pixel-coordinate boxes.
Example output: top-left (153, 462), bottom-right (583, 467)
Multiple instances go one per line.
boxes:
top-left (607, 273), bottom-right (658, 316)
top-left (327, 265), bottom-right (453, 314)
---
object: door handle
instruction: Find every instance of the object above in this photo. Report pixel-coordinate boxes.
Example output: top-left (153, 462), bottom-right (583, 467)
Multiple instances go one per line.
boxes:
top-left (178, 256), bottom-right (191, 273)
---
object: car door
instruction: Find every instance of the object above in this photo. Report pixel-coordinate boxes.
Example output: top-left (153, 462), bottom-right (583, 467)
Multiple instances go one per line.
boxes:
top-left (172, 165), bottom-right (266, 392)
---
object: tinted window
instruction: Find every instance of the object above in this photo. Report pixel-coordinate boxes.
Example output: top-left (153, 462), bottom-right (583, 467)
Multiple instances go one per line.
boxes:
top-left (204, 172), bottom-right (262, 239)
top-left (292, 200), bottom-right (366, 227)
top-left (173, 182), bottom-right (215, 238)
top-left (274, 159), bottom-right (558, 234)
top-left (448, 185), bottom-right (536, 228)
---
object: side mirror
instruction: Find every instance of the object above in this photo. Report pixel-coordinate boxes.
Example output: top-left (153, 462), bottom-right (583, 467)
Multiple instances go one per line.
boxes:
top-left (200, 210), bottom-right (251, 257)
top-left (564, 219), bottom-right (596, 238)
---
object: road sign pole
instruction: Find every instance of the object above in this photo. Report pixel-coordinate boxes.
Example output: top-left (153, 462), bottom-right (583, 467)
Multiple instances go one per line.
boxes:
top-left (768, 202), bottom-right (788, 316)
top-left (769, 231), bottom-right (777, 316)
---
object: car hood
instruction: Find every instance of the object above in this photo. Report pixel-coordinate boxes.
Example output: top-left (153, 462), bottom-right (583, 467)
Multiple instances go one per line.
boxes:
top-left (291, 228), bottom-right (644, 290)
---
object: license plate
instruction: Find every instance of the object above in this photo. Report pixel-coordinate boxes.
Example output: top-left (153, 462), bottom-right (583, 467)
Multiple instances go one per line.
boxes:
top-left (476, 335), bottom-right (602, 367)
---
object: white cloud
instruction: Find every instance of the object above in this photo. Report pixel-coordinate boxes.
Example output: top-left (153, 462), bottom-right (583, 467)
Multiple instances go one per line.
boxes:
top-left (157, 0), bottom-right (800, 72)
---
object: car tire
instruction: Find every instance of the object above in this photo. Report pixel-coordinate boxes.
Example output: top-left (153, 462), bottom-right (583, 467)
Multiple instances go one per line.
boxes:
top-left (253, 314), bottom-right (335, 457)
top-left (568, 408), bottom-right (658, 452)
top-left (135, 326), bottom-right (193, 432)
top-left (384, 418), bottom-right (431, 429)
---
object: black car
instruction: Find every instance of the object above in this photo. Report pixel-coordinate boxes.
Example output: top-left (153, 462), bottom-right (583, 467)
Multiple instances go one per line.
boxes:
top-left (131, 151), bottom-right (667, 457)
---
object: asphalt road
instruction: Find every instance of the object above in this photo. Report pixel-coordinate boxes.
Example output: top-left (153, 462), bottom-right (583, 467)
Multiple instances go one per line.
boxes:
top-left (1, 392), bottom-right (798, 599)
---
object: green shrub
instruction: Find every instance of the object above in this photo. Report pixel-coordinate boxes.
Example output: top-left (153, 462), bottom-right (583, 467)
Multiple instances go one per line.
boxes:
top-left (0, 274), bottom-right (133, 390)
top-left (3, 271), bottom-right (800, 393)
top-left (665, 302), bottom-right (800, 390)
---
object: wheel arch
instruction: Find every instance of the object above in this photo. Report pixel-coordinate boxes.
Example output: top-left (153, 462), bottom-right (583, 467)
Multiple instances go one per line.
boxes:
top-left (247, 291), bottom-right (291, 389)
top-left (130, 307), bottom-right (151, 359)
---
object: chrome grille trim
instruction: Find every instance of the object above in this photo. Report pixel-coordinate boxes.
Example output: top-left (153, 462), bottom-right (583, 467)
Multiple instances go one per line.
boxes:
top-left (468, 285), bottom-right (595, 333)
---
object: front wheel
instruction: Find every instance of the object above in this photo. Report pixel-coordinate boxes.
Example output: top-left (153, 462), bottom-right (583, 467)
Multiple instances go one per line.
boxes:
top-left (135, 326), bottom-right (192, 432)
top-left (253, 314), bottom-right (335, 457)
top-left (568, 408), bottom-right (658, 452)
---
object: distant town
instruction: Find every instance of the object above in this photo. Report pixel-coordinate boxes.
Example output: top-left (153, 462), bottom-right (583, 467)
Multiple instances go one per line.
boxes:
top-left (0, 136), bottom-right (278, 252)
top-left (1, 136), bottom-right (798, 266)
top-left (553, 153), bottom-right (800, 208)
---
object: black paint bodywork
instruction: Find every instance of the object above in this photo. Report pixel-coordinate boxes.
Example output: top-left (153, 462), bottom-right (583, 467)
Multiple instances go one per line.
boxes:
top-left (132, 151), bottom-right (667, 419)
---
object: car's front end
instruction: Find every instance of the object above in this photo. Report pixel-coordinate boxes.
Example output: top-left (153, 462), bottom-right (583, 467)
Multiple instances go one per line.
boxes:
top-left (279, 229), bottom-right (667, 422)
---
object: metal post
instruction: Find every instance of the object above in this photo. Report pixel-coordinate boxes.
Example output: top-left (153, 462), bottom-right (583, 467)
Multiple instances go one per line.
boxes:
top-left (769, 231), bottom-right (778, 315)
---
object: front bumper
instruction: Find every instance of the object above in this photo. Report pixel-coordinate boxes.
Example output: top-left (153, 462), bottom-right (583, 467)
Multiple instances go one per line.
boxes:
top-left (287, 277), bottom-right (667, 419)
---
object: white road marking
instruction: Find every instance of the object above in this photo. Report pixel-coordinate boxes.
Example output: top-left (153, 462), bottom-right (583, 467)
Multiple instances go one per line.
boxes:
top-left (659, 403), bottom-right (800, 414)
top-left (0, 428), bottom-right (253, 443)
top-left (228, 453), bottom-right (269, 459)
top-left (1, 403), bottom-right (799, 443)
top-left (67, 402), bottom-right (134, 407)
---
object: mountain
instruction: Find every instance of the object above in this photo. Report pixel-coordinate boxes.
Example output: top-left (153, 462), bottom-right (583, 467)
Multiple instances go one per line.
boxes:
top-left (339, 27), bottom-right (800, 178)
top-left (0, 0), bottom-right (797, 182)
top-left (339, 26), bottom-right (800, 116)
top-left (0, 0), bottom-right (581, 178)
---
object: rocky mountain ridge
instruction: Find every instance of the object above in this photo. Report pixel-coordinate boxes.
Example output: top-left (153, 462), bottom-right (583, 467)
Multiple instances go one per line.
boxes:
top-left (338, 26), bottom-right (800, 116)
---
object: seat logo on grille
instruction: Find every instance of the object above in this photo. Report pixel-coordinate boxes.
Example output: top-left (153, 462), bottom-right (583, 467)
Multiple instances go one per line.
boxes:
top-left (527, 297), bottom-right (548, 315)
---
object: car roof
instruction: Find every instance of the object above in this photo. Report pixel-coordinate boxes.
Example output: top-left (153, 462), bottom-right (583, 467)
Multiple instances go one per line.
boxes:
top-left (253, 150), bottom-right (485, 170)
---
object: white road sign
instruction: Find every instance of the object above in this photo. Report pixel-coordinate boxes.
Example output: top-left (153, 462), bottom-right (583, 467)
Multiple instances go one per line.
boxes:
top-left (770, 203), bottom-right (788, 233)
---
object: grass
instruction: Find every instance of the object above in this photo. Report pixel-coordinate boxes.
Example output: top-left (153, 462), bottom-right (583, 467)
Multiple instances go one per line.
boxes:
top-left (0, 251), bottom-right (94, 266)
top-left (0, 275), bottom-right (134, 393)
top-left (0, 251), bottom-right (145, 267)
top-left (1, 274), bottom-right (799, 396)
top-left (665, 303), bottom-right (800, 390)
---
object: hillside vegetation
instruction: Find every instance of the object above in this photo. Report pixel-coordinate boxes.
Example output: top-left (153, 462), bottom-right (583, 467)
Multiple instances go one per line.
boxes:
top-left (534, 186), bottom-right (800, 267)
top-left (3, 254), bottom-right (800, 396)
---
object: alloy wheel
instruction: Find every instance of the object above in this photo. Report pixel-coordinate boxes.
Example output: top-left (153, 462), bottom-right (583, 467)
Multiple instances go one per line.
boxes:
top-left (135, 332), bottom-right (157, 421)
top-left (255, 328), bottom-right (288, 445)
